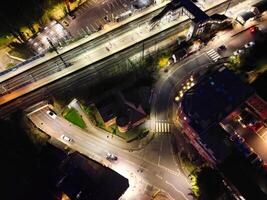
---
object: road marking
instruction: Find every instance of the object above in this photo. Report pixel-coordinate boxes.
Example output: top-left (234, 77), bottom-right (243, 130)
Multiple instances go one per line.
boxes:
top-left (156, 174), bottom-right (163, 179)
top-left (206, 49), bottom-right (220, 62)
top-left (154, 121), bottom-right (171, 133)
top-left (165, 181), bottom-right (190, 200)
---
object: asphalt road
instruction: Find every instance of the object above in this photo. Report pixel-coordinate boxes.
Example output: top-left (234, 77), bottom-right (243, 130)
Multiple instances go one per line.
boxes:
top-left (28, 106), bottom-right (192, 200)
top-left (63, 0), bottom-right (136, 37)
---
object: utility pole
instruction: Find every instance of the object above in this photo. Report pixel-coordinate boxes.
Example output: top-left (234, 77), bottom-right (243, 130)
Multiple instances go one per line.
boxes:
top-left (224, 0), bottom-right (232, 14)
top-left (47, 37), bottom-right (69, 68)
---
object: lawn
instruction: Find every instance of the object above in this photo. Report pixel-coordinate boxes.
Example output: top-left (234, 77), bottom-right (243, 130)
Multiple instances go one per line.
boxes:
top-left (63, 107), bottom-right (86, 129)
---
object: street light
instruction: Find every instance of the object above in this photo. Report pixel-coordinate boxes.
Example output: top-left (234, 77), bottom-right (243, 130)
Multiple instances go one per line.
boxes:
top-left (46, 37), bottom-right (70, 68)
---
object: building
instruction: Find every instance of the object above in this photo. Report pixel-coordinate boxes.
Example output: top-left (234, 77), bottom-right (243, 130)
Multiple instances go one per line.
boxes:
top-left (95, 96), bottom-right (117, 127)
top-left (95, 91), bottom-right (147, 132)
top-left (57, 152), bottom-right (129, 200)
top-left (177, 66), bottom-right (267, 198)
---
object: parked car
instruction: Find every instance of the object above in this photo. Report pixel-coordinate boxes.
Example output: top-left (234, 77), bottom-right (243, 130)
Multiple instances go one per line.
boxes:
top-left (46, 109), bottom-right (57, 119)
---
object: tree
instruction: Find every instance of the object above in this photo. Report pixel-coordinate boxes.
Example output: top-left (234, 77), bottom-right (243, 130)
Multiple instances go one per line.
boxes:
top-left (190, 166), bottom-right (226, 200)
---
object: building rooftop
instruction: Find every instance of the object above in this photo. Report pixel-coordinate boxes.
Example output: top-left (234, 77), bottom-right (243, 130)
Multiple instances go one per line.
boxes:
top-left (200, 125), bottom-right (234, 162)
top-left (58, 153), bottom-right (129, 200)
top-left (181, 67), bottom-right (254, 134)
top-left (96, 96), bottom-right (117, 123)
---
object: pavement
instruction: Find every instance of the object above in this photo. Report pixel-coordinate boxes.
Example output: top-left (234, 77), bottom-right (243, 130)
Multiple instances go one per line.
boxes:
top-left (62, 0), bottom-right (136, 38)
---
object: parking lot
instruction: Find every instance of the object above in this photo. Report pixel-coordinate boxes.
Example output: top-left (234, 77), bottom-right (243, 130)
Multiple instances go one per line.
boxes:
top-left (61, 0), bottom-right (136, 38)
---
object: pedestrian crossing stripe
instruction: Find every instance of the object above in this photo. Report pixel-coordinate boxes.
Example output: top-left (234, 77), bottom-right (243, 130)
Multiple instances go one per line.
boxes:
top-left (154, 121), bottom-right (171, 133)
top-left (207, 49), bottom-right (221, 61)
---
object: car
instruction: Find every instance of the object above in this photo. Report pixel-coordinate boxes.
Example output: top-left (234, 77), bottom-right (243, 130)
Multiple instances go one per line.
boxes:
top-left (217, 45), bottom-right (227, 51)
top-left (106, 153), bottom-right (118, 161)
top-left (244, 41), bottom-right (255, 48)
top-left (46, 109), bottom-right (57, 119)
top-left (61, 135), bottom-right (74, 143)
top-left (249, 26), bottom-right (259, 34)
top-left (233, 49), bottom-right (245, 56)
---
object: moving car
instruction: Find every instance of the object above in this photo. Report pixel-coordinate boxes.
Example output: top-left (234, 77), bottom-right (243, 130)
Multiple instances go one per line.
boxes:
top-left (61, 135), bottom-right (74, 143)
top-left (249, 26), bottom-right (260, 34)
top-left (217, 45), bottom-right (227, 52)
top-left (106, 153), bottom-right (118, 161)
top-left (244, 41), bottom-right (255, 48)
top-left (233, 49), bottom-right (245, 56)
top-left (46, 109), bottom-right (57, 119)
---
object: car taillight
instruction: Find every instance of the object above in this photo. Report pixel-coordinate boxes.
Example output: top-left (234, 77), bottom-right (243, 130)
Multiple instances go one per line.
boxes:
top-left (249, 27), bottom-right (256, 33)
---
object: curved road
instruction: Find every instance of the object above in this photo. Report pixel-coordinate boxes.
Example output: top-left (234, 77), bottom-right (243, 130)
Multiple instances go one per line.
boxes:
top-left (26, 10), bottom-right (267, 200)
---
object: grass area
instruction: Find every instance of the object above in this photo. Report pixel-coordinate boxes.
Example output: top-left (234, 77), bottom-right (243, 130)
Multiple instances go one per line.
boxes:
top-left (63, 107), bottom-right (86, 129)
top-left (5, 63), bottom-right (16, 69)
top-left (0, 35), bottom-right (13, 47)
top-left (256, 64), bottom-right (267, 74)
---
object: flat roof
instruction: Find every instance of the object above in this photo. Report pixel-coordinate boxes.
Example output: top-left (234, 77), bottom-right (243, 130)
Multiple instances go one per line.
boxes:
top-left (246, 94), bottom-right (267, 121)
top-left (181, 67), bottom-right (255, 133)
top-left (201, 125), bottom-right (234, 162)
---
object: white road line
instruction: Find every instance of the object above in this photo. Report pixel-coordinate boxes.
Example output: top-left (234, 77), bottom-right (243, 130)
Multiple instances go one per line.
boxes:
top-left (164, 123), bottom-right (167, 132)
top-left (207, 49), bottom-right (220, 61)
top-left (165, 181), bottom-right (190, 200)
top-left (156, 174), bottom-right (163, 179)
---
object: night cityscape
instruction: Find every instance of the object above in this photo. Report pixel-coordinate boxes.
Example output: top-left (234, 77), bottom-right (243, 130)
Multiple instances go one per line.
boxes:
top-left (1, 0), bottom-right (267, 200)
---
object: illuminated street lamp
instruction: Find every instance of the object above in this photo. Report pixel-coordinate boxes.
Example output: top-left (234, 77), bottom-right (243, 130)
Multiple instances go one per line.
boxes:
top-left (175, 96), bottom-right (180, 102)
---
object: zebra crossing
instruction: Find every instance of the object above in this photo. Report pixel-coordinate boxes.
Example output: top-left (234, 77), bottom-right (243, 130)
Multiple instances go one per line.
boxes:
top-left (206, 49), bottom-right (221, 62)
top-left (154, 120), bottom-right (171, 134)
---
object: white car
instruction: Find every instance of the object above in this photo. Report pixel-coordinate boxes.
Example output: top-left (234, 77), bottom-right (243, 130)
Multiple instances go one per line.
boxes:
top-left (244, 41), bottom-right (255, 48)
top-left (46, 110), bottom-right (57, 119)
top-left (233, 49), bottom-right (245, 56)
top-left (106, 153), bottom-right (118, 161)
top-left (61, 135), bottom-right (74, 143)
